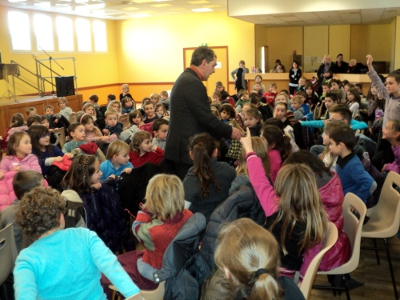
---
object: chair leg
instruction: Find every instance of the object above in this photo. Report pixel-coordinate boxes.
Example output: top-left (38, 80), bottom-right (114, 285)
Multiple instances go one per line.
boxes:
top-left (373, 238), bottom-right (380, 265)
top-left (344, 274), bottom-right (352, 300)
top-left (384, 238), bottom-right (399, 300)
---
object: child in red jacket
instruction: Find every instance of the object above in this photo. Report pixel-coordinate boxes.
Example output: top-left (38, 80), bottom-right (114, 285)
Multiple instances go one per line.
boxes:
top-left (129, 131), bottom-right (164, 167)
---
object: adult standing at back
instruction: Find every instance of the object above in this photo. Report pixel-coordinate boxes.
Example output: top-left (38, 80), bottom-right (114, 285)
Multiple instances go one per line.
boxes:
top-left (317, 55), bottom-right (334, 94)
top-left (164, 46), bottom-right (243, 179)
top-left (332, 53), bottom-right (348, 73)
top-left (289, 60), bottom-right (302, 95)
top-left (231, 60), bottom-right (249, 91)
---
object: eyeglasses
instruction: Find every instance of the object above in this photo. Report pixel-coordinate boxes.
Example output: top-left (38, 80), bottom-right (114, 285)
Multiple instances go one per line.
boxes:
top-left (41, 133), bottom-right (51, 138)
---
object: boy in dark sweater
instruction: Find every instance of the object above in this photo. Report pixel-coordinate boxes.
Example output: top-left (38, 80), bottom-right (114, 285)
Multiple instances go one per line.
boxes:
top-left (329, 124), bottom-right (376, 204)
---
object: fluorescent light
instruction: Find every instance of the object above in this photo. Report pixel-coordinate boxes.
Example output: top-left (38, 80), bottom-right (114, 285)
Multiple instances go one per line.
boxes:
top-left (8, 0), bottom-right (26, 3)
top-left (131, 13), bottom-right (151, 18)
top-left (34, 2), bottom-right (51, 7)
top-left (192, 8), bottom-right (212, 12)
top-left (75, 3), bottom-right (105, 10)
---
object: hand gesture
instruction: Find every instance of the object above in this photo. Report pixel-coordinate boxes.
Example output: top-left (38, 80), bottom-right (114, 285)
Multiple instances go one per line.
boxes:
top-left (102, 129), bottom-right (109, 135)
top-left (65, 153), bottom-right (74, 159)
top-left (122, 168), bottom-right (132, 174)
top-left (366, 55), bottom-right (373, 67)
top-left (91, 182), bottom-right (102, 190)
top-left (240, 127), bottom-right (254, 154)
top-left (54, 156), bottom-right (63, 162)
top-left (231, 127), bottom-right (244, 141)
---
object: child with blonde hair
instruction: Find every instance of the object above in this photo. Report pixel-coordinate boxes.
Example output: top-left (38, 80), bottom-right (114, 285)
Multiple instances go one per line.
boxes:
top-left (241, 128), bottom-right (328, 278)
top-left (291, 95), bottom-right (305, 122)
top-left (58, 97), bottom-right (73, 120)
top-left (120, 83), bottom-right (133, 101)
top-left (203, 218), bottom-right (305, 300)
top-left (107, 100), bottom-right (122, 117)
top-left (100, 140), bottom-right (133, 181)
top-left (229, 136), bottom-right (270, 195)
top-left (262, 82), bottom-right (278, 107)
top-left (129, 131), bottom-right (164, 167)
top-left (102, 110), bottom-right (123, 137)
top-left (82, 103), bottom-right (97, 121)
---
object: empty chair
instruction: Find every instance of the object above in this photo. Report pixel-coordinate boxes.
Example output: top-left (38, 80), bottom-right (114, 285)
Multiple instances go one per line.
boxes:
top-left (313, 193), bottom-right (366, 300)
top-left (361, 171), bottom-right (400, 300)
top-left (0, 224), bottom-right (18, 300)
top-left (300, 222), bottom-right (338, 299)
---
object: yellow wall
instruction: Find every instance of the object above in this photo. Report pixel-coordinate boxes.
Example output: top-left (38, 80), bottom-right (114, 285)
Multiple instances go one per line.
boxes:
top-left (114, 11), bottom-right (255, 84)
top-left (395, 17), bottom-right (400, 70)
top-left (350, 24), bottom-right (393, 72)
top-left (254, 25), bottom-right (268, 71)
top-left (304, 26), bottom-right (328, 72)
top-left (0, 6), bottom-right (119, 96)
top-left (329, 25), bottom-right (350, 62)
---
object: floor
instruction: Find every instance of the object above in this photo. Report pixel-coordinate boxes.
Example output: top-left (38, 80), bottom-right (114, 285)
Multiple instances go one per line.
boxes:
top-left (310, 235), bottom-right (400, 300)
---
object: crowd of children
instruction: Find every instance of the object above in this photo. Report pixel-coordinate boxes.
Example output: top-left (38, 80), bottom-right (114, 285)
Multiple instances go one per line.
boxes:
top-left (1, 53), bottom-right (400, 299)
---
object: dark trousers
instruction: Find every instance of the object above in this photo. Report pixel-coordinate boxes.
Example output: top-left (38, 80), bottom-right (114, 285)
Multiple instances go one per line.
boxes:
top-left (159, 159), bottom-right (192, 181)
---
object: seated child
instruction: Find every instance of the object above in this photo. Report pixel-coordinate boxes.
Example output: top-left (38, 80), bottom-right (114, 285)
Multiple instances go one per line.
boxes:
top-left (243, 107), bottom-right (262, 136)
top-left (320, 82), bottom-right (330, 100)
top-left (251, 74), bottom-right (266, 94)
top-left (120, 83), bottom-right (133, 101)
top-left (159, 90), bottom-right (170, 110)
top-left (5, 113), bottom-right (28, 142)
top-left (262, 82), bottom-right (278, 107)
top-left (58, 97), bottom-right (73, 121)
top-left (0, 170), bottom-right (43, 252)
top-left (329, 124), bottom-right (376, 203)
top-left (25, 107), bottom-right (37, 117)
top-left (129, 131), bottom-right (164, 168)
top-left (83, 102), bottom-right (98, 121)
top-left (0, 132), bottom-right (42, 180)
top-left (381, 119), bottom-right (400, 174)
top-left (120, 110), bottom-right (143, 142)
top-left (143, 101), bottom-right (159, 124)
top-left (252, 83), bottom-right (263, 98)
top-left (294, 90), bottom-right (310, 115)
top-left (122, 96), bottom-right (135, 115)
top-left (28, 125), bottom-right (70, 176)
top-left (150, 93), bottom-right (160, 107)
top-left (274, 102), bottom-right (292, 128)
top-left (100, 140), bottom-right (133, 181)
top-left (215, 81), bottom-right (230, 101)
top-left (152, 119), bottom-right (169, 151)
top-left (250, 95), bottom-right (273, 121)
top-left (44, 105), bottom-right (69, 130)
top-left (320, 122), bottom-right (342, 172)
top-left (27, 115), bottom-right (41, 127)
top-left (102, 109), bottom-right (123, 137)
top-left (80, 114), bottom-right (106, 143)
top-left (235, 89), bottom-right (250, 113)
top-left (297, 76), bottom-right (307, 92)
top-left (40, 116), bottom-right (58, 144)
top-left (13, 186), bottom-right (141, 299)
top-left (62, 123), bottom-right (87, 154)
top-left (155, 103), bottom-right (169, 120)
top-left (212, 91), bottom-right (222, 103)
top-left (291, 95), bottom-right (305, 122)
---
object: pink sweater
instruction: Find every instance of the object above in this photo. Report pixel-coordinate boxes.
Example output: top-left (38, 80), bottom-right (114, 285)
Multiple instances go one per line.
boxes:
top-left (268, 149), bottom-right (282, 183)
top-left (0, 154), bottom-right (41, 174)
top-left (246, 152), bottom-right (279, 216)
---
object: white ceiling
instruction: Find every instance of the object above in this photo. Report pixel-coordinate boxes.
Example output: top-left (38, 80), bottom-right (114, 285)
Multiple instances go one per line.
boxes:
top-left (0, 0), bottom-right (228, 19)
top-left (236, 8), bottom-right (400, 27)
top-left (1, 0), bottom-right (400, 25)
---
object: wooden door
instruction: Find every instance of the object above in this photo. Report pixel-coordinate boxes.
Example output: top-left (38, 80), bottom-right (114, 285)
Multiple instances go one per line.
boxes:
top-left (183, 46), bottom-right (229, 97)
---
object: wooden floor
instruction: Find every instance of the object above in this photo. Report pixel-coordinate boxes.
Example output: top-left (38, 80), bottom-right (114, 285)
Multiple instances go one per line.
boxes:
top-left (310, 235), bottom-right (400, 300)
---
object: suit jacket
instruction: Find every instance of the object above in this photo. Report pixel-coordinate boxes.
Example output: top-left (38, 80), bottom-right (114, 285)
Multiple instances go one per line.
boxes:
top-left (165, 68), bottom-right (232, 165)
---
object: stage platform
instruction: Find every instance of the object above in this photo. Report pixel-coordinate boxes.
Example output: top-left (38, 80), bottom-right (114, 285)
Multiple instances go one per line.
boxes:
top-left (0, 94), bottom-right (83, 136)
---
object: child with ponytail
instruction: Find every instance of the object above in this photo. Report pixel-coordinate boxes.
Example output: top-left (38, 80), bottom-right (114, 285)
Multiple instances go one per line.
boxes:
top-left (183, 132), bottom-right (236, 224)
top-left (203, 218), bottom-right (305, 300)
top-left (261, 124), bottom-right (292, 182)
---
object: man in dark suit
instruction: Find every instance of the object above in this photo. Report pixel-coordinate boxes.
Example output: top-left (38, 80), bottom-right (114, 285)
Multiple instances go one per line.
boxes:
top-left (163, 46), bottom-right (243, 179)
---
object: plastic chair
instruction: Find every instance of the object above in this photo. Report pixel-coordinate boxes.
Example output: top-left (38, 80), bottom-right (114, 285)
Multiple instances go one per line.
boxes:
top-left (0, 224), bottom-right (18, 300)
top-left (313, 193), bottom-right (366, 300)
top-left (52, 127), bottom-right (66, 148)
top-left (300, 222), bottom-right (338, 299)
top-left (69, 112), bottom-right (77, 124)
top-left (361, 171), bottom-right (400, 300)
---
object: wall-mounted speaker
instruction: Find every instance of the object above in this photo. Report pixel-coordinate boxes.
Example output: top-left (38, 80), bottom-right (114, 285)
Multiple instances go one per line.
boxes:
top-left (56, 76), bottom-right (75, 97)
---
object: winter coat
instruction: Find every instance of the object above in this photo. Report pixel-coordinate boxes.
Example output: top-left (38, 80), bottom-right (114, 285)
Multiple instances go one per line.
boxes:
top-left (79, 177), bottom-right (135, 252)
top-left (0, 171), bottom-right (18, 211)
top-left (299, 172), bottom-right (351, 278)
top-left (154, 213), bottom-right (206, 300)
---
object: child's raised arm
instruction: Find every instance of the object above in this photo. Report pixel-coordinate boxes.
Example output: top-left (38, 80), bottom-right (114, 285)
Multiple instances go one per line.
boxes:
top-left (366, 54), bottom-right (389, 100)
top-left (240, 128), bottom-right (279, 216)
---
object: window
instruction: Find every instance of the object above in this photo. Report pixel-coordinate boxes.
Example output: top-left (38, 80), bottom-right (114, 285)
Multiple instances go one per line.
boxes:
top-left (8, 11), bottom-right (31, 51)
top-left (76, 18), bottom-right (91, 52)
top-left (56, 16), bottom-right (74, 52)
top-left (93, 20), bottom-right (107, 52)
top-left (34, 14), bottom-right (54, 51)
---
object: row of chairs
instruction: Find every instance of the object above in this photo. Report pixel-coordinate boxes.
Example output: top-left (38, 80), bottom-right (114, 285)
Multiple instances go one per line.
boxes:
top-left (301, 171), bottom-right (400, 300)
top-left (1, 171), bottom-right (399, 300)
